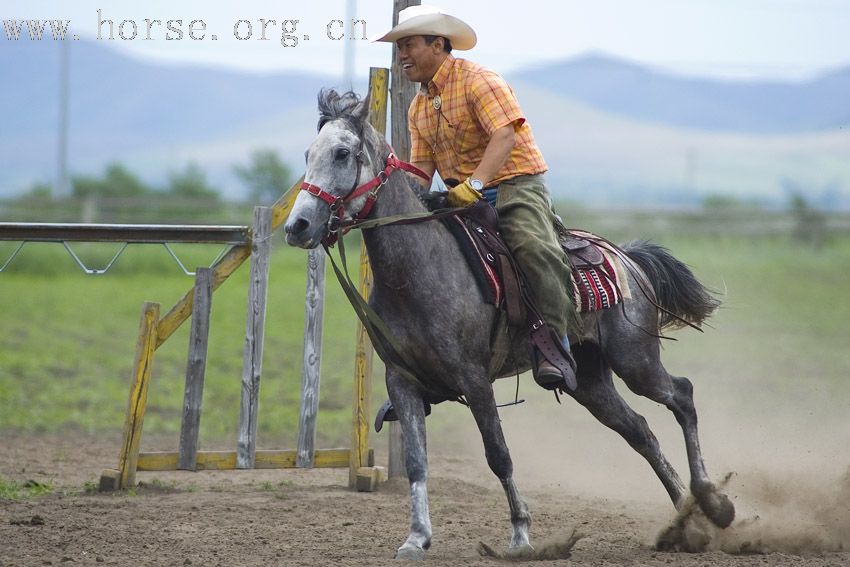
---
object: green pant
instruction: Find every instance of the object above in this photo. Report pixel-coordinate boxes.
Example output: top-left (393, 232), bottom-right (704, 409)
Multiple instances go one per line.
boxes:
top-left (494, 174), bottom-right (577, 337)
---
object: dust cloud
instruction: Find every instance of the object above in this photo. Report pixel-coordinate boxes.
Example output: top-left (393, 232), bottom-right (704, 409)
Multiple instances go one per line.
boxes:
top-left (705, 468), bottom-right (850, 554)
top-left (424, 357), bottom-right (850, 556)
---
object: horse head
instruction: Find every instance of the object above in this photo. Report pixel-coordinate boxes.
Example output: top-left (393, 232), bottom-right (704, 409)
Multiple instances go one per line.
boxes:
top-left (284, 89), bottom-right (380, 249)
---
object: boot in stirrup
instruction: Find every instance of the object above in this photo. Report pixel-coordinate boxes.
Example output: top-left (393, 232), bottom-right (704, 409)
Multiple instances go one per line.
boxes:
top-left (533, 344), bottom-right (577, 392)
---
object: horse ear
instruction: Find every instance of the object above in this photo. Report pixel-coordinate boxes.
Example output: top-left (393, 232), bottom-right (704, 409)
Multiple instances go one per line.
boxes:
top-left (354, 92), bottom-right (371, 123)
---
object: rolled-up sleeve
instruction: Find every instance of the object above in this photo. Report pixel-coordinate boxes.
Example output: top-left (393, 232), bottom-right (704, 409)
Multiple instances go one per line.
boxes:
top-left (468, 70), bottom-right (526, 135)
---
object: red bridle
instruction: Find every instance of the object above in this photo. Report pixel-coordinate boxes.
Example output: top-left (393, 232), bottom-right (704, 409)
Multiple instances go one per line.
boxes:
top-left (300, 151), bottom-right (430, 246)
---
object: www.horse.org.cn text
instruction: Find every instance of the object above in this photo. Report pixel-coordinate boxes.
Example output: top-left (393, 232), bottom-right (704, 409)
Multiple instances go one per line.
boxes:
top-left (1, 10), bottom-right (370, 47)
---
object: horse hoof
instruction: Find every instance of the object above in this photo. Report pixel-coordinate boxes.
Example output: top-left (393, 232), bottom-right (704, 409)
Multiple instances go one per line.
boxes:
top-left (478, 542), bottom-right (535, 560)
top-left (506, 543), bottom-right (536, 560)
top-left (395, 544), bottom-right (426, 561)
top-left (695, 488), bottom-right (735, 529)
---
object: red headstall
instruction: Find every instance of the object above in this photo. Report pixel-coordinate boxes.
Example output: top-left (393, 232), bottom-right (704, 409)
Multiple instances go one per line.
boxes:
top-left (299, 152), bottom-right (430, 246)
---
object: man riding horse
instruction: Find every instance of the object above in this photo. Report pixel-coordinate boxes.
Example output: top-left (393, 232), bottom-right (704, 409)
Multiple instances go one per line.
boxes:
top-left (284, 9), bottom-right (734, 555)
top-left (376, 5), bottom-right (578, 391)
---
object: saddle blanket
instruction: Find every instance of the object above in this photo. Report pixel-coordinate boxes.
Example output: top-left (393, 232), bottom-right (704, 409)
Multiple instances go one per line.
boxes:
top-left (567, 231), bottom-right (632, 313)
top-left (446, 217), bottom-right (630, 315)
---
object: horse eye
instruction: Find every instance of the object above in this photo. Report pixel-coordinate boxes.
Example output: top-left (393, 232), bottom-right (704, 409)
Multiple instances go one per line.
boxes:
top-left (335, 148), bottom-right (351, 161)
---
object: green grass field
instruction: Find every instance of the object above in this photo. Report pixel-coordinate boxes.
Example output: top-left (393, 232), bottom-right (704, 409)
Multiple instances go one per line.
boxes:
top-left (0, 234), bottom-right (373, 449)
top-left (1, 223), bottom-right (849, 451)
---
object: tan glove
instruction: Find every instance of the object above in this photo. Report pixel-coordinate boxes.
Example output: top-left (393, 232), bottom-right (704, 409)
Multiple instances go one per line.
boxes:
top-left (447, 178), bottom-right (483, 208)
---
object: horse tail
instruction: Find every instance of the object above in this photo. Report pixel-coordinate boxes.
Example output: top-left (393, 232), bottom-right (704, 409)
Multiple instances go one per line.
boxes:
top-left (621, 240), bottom-right (720, 330)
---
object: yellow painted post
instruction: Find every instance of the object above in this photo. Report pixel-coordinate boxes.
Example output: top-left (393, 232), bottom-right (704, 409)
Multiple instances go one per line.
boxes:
top-left (270, 175), bottom-right (304, 232)
top-left (117, 301), bottom-right (159, 489)
top-left (349, 67), bottom-right (389, 487)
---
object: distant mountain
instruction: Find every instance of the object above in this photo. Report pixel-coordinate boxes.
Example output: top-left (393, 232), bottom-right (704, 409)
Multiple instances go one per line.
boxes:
top-left (507, 81), bottom-right (850, 208)
top-left (0, 39), bottom-right (345, 197)
top-left (510, 53), bottom-right (850, 134)
top-left (1, 41), bottom-right (848, 207)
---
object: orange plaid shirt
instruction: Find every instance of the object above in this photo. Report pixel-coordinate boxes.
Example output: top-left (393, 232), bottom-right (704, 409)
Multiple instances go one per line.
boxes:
top-left (409, 54), bottom-right (547, 186)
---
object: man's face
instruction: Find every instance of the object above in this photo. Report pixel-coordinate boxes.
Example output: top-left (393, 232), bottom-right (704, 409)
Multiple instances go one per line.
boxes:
top-left (396, 35), bottom-right (446, 83)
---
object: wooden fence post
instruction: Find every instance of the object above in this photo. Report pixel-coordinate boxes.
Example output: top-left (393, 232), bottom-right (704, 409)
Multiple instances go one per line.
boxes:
top-left (178, 267), bottom-right (213, 470)
top-left (296, 249), bottom-right (326, 468)
top-left (100, 301), bottom-right (159, 490)
top-left (237, 206), bottom-right (273, 469)
top-left (387, 0), bottom-right (421, 480)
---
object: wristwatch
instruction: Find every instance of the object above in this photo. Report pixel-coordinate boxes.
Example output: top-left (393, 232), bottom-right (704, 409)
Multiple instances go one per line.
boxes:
top-left (469, 178), bottom-right (484, 191)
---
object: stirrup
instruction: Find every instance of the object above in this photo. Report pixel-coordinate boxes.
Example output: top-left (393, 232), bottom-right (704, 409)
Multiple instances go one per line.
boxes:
top-left (532, 349), bottom-right (577, 392)
top-left (374, 399), bottom-right (432, 432)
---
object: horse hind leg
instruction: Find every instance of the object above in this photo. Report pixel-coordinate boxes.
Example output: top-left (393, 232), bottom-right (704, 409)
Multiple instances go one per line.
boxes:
top-left (607, 342), bottom-right (735, 529)
top-left (464, 379), bottom-right (532, 551)
top-left (568, 343), bottom-right (688, 507)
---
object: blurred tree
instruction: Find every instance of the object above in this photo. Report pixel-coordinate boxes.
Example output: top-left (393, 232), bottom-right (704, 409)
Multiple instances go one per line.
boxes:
top-left (233, 149), bottom-right (293, 205)
top-left (24, 181), bottom-right (52, 198)
top-left (72, 162), bottom-right (151, 197)
top-left (167, 163), bottom-right (220, 201)
top-left (789, 192), bottom-right (826, 248)
top-left (702, 194), bottom-right (742, 211)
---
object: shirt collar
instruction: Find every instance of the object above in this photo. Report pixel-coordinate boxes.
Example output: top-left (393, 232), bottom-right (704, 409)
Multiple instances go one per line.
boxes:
top-left (424, 54), bottom-right (455, 97)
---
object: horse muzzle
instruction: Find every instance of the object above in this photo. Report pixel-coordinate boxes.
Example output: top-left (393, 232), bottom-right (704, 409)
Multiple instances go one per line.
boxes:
top-left (284, 214), bottom-right (325, 249)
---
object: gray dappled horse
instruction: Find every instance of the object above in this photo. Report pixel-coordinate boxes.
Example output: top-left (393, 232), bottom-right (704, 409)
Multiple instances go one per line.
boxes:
top-left (284, 90), bottom-right (734, 559)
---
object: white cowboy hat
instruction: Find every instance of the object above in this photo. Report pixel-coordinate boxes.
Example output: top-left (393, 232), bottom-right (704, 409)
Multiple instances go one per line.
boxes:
top-left (373, 5), bottom-right (477, 50)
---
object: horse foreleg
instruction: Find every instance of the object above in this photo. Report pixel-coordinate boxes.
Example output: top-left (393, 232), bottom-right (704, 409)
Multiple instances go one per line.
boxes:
top-left (386, 371), bottom-right (431, 560)
top-left (465, 382), bottom-right (532, 550)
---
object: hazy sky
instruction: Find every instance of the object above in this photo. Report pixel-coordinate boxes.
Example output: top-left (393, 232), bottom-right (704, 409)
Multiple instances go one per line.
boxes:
top-left (4, 0), bottom-right (850, 80)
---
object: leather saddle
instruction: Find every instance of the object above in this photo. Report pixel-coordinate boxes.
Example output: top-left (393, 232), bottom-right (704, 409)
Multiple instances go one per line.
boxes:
top-left (553, 215), bottom-right (605, 270)
top-left (561, 234), bottom-right (604, 269)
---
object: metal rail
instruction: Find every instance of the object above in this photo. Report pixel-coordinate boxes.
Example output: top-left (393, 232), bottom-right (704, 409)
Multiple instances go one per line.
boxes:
top-left (0, 222), bottom-right (250, 275)
top-left (0, 222), bottom-right (249, 244)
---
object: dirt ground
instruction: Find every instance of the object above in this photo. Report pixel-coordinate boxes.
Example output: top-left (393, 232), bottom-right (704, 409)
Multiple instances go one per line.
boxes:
top-left (1, 424), bottom-right (848, 567)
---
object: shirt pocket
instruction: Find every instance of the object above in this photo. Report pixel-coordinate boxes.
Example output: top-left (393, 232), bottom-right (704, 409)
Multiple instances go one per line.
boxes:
top-left (441, 103), bottom-right (477, 155)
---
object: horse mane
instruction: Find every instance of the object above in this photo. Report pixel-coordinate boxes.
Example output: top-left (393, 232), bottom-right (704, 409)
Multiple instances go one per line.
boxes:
top-left (317, 88), bottom-right (362, 132)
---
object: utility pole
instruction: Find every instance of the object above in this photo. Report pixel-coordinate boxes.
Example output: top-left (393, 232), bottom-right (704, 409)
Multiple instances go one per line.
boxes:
top-left (56, 36), bottom-right (70, 198)
top-left (386, 0), bottom-right (421, 480)
top-left (343, 0), bottom-right (357, 89)
top-left (389, 0), bottom-right (419, 164)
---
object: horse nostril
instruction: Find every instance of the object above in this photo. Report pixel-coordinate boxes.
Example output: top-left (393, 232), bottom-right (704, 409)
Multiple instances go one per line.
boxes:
top-left (286, 217), bottom-right (310, 235)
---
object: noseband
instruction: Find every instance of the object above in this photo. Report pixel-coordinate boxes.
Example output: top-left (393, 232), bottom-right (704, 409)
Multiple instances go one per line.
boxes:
top-left (300, 141), bottom-right (430, 246)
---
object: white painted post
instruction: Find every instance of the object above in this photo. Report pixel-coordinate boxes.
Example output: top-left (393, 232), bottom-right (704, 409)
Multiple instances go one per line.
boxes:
top-left (237, 206), bottom-right (273, 469)
top-left (178, 267), bottom-right (213, 470)
top-left (296, 248), bottom-right (326, 468)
